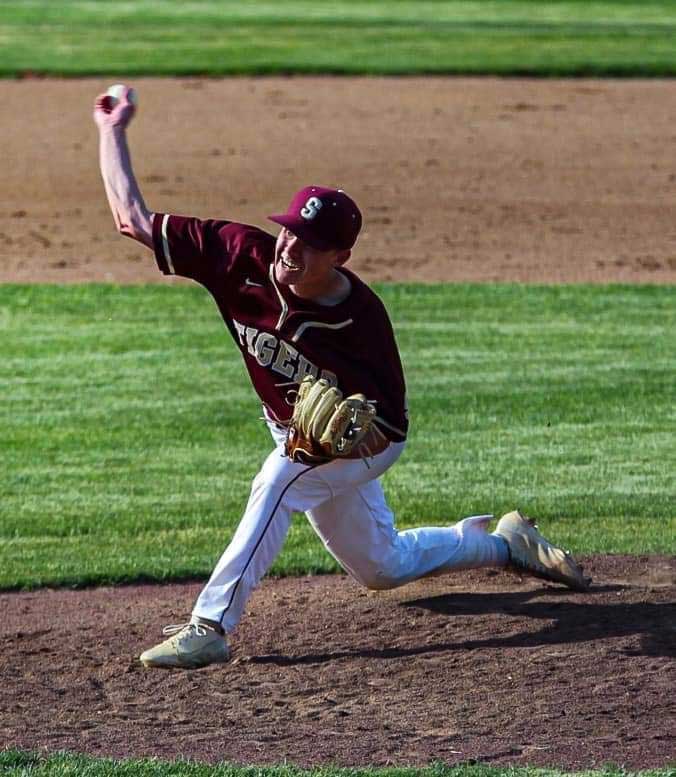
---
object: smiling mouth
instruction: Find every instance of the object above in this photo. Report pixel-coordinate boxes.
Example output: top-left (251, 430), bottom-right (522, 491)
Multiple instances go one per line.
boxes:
top-left (281, 255), bottom-right (302, 271)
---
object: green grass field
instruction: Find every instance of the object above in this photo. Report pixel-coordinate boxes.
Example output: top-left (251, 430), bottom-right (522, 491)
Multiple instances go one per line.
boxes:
top-left (1, 752), bottom-right (673, 777)
top-left (1, 283), bottom-right (673, 591)
top-left (2, 1), bottom-right (676, 76)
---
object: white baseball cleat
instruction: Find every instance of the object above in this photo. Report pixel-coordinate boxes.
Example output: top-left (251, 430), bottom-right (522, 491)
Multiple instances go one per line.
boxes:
top-left (494, 510), bottom-right (591, 591)
top-left (139, 621), bottom-right (230, 669)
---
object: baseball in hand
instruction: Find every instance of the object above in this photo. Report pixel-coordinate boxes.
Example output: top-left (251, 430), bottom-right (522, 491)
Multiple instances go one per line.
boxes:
top-left (106, 83), bottom-right (138, 107)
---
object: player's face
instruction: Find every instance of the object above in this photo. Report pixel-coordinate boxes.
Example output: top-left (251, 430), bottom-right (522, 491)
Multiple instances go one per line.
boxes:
top-left (274, 228), bottom-right (348, 288)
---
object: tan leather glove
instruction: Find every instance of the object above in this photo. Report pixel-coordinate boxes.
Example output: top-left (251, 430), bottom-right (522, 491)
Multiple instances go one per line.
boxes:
top-left (285, 376), bottom-right (378, 465)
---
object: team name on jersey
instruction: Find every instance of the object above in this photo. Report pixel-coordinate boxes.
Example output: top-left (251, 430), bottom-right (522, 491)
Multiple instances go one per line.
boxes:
top-left (232, 318), bottom-right (337, 386)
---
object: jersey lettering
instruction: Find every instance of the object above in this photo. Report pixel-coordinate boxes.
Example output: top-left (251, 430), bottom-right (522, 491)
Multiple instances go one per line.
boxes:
top-left (232, 317), bottom-right (337, 387)
top-left (295, 354), bottom-right (319, 382)
top-left (300, 196), bottom-right (323, 221)
top-left (254, 332), bottom-right (277, 367)
top-left (244, 326), bottom-right (257, 358)
top-left (233, 319), bottom-right (247, 348)
top-left (319, 368), bottom-right (338, 385)
top-left (273, 340), bottom-right (298, 379)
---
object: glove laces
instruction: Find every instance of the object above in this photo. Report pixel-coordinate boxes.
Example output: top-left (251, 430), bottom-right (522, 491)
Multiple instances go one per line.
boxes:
top-left (356, 422), bottom-right (388, 468)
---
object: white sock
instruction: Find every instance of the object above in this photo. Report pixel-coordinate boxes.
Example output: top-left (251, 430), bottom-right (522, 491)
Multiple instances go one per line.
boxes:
top-left (448, 514), bottom-right (509, 569)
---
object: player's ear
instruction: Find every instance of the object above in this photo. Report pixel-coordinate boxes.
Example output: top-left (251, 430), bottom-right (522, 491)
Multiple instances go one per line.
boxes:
top-left (335, 249), bottom-right (351, 266)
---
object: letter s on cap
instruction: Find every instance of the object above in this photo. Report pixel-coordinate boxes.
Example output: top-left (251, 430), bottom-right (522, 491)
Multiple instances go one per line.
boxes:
top-left (300, 196), bottom-right (323, 221)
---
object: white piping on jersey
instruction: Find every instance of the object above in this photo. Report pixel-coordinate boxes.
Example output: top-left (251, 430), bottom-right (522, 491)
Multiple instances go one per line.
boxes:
top-left (291, 319), bottom-right (353, 344)
top-left (374, 415), bottom-right (407, 439)
top-left (268, 264), bottom-right (289, 330)
top-left (161, 214), bottom-right (175, 274)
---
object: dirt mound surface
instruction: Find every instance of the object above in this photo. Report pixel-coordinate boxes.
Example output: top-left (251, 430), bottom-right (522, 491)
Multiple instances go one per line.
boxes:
top-left (1, 556), bottom-right (673, 769)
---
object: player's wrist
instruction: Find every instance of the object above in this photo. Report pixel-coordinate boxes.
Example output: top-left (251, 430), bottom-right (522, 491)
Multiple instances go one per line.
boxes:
top-left (100, 123), bottom-right (127, 135)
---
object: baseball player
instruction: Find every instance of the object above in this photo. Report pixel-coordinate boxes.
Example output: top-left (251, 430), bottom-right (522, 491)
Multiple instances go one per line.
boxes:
top-left (93, 86), bottom-right (590, 670)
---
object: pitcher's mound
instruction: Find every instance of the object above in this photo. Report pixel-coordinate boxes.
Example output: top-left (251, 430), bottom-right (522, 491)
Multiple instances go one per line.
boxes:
top-left (1, 555), bottom-right (673, 769)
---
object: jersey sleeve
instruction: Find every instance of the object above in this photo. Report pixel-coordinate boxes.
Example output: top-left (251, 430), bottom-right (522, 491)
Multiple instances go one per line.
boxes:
top-left (363, 309), bottom-right (409, 441)
top-left (152, 213), bottom-right (256, 287)
top-left (339, 287), bottom-right (408, 441)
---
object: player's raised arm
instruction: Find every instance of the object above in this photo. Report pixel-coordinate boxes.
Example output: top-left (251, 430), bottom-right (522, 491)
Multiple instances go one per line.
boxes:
top-left (93, 85), bottom-right (153, 248)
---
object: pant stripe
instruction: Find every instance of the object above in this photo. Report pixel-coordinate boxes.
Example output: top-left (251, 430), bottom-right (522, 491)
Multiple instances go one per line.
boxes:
top-left (216, 462), bottom-right (318, 628)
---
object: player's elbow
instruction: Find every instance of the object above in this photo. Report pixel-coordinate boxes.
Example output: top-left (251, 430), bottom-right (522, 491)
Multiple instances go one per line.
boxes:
top-left (117, 211), bottom-right (153, 248)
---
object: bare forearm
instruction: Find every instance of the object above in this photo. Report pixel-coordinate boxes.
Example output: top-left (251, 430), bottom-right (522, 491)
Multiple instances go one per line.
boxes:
top-left (98, 125), bottom-right (153, 247)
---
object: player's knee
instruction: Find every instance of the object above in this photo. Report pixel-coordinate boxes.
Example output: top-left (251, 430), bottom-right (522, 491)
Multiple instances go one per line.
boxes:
top-left (352, 567), bottom-right (401, 591)
top-left (365, 578), bottom-right (399, 591)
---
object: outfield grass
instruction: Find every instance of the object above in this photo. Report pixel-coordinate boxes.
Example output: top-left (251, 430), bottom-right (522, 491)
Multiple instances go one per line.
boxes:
top-left (0, 283), bottom-right (673, 590)
top-left (2, 1), bottom-right (676, 76)
top-left (1, 752), bottom-right (673, 777)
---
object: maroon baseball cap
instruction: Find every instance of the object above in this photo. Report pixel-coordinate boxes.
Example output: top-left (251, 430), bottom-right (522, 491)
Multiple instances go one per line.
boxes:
top-left (268, 186), bottom-right (362, 251)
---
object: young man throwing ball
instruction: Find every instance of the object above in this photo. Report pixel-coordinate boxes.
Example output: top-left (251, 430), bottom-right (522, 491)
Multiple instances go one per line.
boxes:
top-left (93, 85), bottom-right (590, 670)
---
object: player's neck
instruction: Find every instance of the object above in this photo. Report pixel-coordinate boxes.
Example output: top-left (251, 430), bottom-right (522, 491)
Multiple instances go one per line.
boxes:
top-left (290, 269), bottom-right (351, 306)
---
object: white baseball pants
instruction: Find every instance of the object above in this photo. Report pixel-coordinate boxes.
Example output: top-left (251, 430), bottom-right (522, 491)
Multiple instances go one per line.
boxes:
top-left (193, 421), bottom-right (508, 633)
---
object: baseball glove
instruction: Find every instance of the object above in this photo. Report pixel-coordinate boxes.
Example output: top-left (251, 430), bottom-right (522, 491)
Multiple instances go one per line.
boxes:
top-left (285, 376), bottom-right (377, 464)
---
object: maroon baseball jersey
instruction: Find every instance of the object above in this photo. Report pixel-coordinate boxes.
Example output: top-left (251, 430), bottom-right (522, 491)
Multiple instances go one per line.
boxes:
top-left (152, 214), bottom-right (408, 441)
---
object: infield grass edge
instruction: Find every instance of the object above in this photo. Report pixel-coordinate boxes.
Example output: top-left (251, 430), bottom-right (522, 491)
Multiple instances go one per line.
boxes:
top-left (1, 750), bottom-right (674, 776)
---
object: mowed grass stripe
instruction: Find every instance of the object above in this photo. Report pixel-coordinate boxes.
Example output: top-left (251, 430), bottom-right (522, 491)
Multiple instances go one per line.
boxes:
top-left (0, 283), bottom-right (673, 589)
top-left (1, 750), bottom-right (673, 777)
top-left (2, 1), bottom-right (676, 76)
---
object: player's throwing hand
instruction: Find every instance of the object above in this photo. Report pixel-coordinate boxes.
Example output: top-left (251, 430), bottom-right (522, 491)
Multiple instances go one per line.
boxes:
top-left (93, 85), bottom-right (137, 131)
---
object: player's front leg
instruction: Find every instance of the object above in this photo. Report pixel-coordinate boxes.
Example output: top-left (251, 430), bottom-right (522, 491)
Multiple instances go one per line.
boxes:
top-left (139, 449), bottom-right (305, 669)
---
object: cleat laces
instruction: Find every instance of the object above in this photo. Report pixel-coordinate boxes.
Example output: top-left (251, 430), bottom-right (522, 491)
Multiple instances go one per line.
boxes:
top-left (162, 623), bottom-right (210, 642)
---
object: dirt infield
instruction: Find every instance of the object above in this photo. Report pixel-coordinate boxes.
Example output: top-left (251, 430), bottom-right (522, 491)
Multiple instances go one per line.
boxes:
top-left (1, 558), bottom-right (674, 768)
top-left (1, 77), bottom-right (675, 768)
top-left (1, 77), bottom-right (676, 284)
